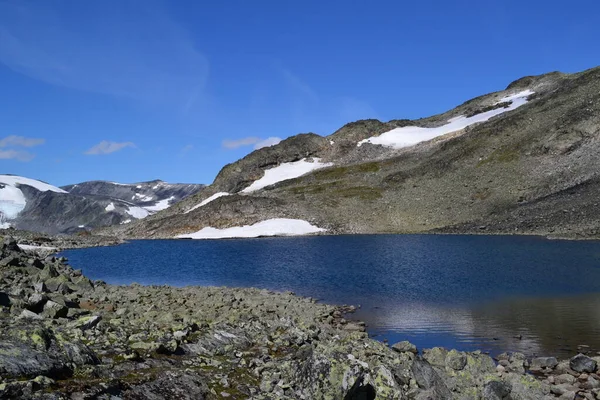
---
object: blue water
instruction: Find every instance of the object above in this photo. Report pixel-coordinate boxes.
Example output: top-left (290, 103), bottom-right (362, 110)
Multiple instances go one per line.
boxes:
top-left (61, 235), bottom-right (600, 357)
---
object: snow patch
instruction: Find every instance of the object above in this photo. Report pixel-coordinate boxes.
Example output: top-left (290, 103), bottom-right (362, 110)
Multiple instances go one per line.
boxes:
top-left (126, 206), bottom-right (150, 219)
top-left (177, 218), bottom-right (326, 239)
top-left (143, 196), bottom-right (175, 212)
top-left (0, 184), bottom-right (27, 219)
top-left (18, 244), bottom-right (56, 252)
top-left (121, 219), bottom-right (132, 224)
top-left (134, 193), bottom-right (154, 202)
top-left (497, 89), bottom-right (535, 104)
top-left (241, 158), bottom-right (333, 193)
top-left (78, 225), bottom-right (85, 228)
top-left (185, 192), bottom-right (230, 213)
top-left (105, 202), bottom-right (115, 212)
top-left (358, 90), bottom-right (534, 149)
top-left (0, 175), bottom-right (67, 193)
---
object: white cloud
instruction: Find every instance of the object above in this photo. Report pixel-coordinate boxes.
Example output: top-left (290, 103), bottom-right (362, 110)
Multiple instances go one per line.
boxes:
top-left (0, 149), bottom-right (35, 161)
top-left (181, 144), bottom-right (194, 153)
top-left (222, 136), bottom-right (282, 150)
top-left (85, 141), bottom-right (136, 155)
top-left (0, 135), bottom-right (45, 148)
top-left (254, 137), bottom-right (282, 150)
top-left (222, 137), bottom-right (260, 149)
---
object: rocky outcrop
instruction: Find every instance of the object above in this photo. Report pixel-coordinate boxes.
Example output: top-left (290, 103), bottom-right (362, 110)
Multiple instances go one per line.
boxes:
top-left (2, 234), bottom-right (599, 399)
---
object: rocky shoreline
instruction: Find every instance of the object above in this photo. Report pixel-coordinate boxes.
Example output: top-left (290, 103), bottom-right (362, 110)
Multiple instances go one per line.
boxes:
top-left (0, 228), bottom-right (124, 251)
top-left (1, 236), bottom-right (599, 399)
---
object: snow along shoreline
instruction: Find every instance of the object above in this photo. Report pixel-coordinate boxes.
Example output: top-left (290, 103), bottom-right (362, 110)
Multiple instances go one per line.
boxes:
top-left (176, 218), bottom-right (326, 239)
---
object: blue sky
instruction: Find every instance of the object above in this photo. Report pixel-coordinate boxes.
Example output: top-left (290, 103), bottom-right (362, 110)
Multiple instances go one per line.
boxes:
top-left (0, 0), bottom-right (598, 186)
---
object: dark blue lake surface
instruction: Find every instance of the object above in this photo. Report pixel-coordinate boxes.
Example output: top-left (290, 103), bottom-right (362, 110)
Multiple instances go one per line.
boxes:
top-left (61, 234), bottom-right (600, 357)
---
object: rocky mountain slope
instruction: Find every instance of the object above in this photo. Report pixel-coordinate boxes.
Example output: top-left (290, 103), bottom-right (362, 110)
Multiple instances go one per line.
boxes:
top-left (0, 176), bottom-right (204, 234)
top-left (109, 66), bottom-right (600, 239)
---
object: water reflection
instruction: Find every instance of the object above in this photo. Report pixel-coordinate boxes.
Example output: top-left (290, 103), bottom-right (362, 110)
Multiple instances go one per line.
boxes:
top-left (358, 293), bottom-right (600, 358)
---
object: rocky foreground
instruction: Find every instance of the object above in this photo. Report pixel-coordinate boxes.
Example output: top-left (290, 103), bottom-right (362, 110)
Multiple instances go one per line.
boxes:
top-left (1, 237), bottom-right (599, 399)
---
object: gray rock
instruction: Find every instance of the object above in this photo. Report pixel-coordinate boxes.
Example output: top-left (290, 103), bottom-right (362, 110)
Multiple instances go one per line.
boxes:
top-left (19, 309), bottom-right (44, 320)
top-left (39, 265), bottom-right (59, 280)
top-left (422, 347), bottom-right (448, 367)
top-left (70, 315), bottom-right (102, 331)
top-left (0, 341), bottom-right (70, 379)
top-left (483, 380), bottom-right (511, 400)
top-left (391, 340), bottom-right (417, 354)
top-left (42, 300), bottom-right (68, 319)
top-left (411, 359), bottom-right (451, 399)
top-left (26, 292), bottom-right (47, 311)
top-left (123, 370), bottom-right (209, 399)
top-left (3, 236), bottom-right (21, 252)
top-left (530, 356), bottom-right (558, 370)
top-left (445, 349), bottom-right (467, 370)
top-left (570, 353), bottom-right (597, 373)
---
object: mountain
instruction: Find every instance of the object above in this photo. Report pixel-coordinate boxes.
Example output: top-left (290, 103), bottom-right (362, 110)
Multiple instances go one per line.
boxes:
top-left (0, 176), bottom-right (204, 234)
top-left (105, 66), bottom-right (600, 240)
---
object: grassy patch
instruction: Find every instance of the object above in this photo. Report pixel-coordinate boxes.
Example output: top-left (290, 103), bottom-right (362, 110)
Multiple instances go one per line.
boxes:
top-left (477, 148), bottom-right (520, 167)
top-left (312, 166), bottom-right (349, 180)
top-left (333, 186), bottom-right (382, 200)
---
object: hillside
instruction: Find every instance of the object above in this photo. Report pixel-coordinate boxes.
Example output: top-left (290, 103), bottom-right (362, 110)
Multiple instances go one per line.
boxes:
top-left (102, 66), bottom-right (600, 239)
top-left (0, 177), bottom-right (204, 234)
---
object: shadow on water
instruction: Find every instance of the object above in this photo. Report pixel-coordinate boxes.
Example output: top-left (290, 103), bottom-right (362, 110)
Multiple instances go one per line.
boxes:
top-left (60, 234), bottom-right (600, 358)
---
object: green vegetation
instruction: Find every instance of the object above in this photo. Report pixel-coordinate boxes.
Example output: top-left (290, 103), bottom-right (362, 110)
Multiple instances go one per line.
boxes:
top-left (476, 147), bottom-right (520, 167)
top-left (332, 186), bottom-right (382, 201)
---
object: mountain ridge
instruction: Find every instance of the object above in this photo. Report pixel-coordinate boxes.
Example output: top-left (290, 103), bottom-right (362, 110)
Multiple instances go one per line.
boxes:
top-left (0, 177), bottom-right (204, 234)
top-left (103, 65), bottom-right (600, 239)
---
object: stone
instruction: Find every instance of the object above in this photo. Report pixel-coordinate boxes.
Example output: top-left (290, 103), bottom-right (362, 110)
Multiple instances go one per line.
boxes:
top-left (555, 373), bottom-right (576, 385)
top-left (71, 315), bottom-right (102, 331)
top-left (530, 356), bottom-right (558, 370)
top-left (445, 349), bottom-right (467, 370)
top-left (570, 354), bottom-right (597, 373)
top-left (19, 309), bottom-right (44, 320)
top-left (3, 236), bottom-right (20, 252)
top-left (42, 300), bottom-right (68, 319)
top-left (123, 371), bottom-right (208, 399)
top-left (422, 347), bottom-right (448, 367)
top-left (26, 293), bottom-right (47, 312)
top-left (33, 282), bottom-right (48, 293)
top-left (483, 380), bottom-right (511, 400)
top-left (38, 265), bottom-right (59, 281)
top-left (411, 359), bottom-right (451, 399)
top-left (391, 340), bottom-right (417, 354)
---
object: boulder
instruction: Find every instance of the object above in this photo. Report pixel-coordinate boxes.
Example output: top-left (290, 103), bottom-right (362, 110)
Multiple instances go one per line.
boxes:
top-left (422, 347), bottom-right (448, 367)
top-left (42, 300), bottom-right (68, 319)
top-left (483, 380), bottom-right (511, 400)
top-left (411, 359), bottom-right (451, 399)
top-left (530, 356), bottom-right (558, 370)
top-left (445, 349), bottom-right (467, 370)
top-left (38, 265), bottom-right (59, 280)
top-left (391, 340), bottom-right (417, 354)
top-left (3, 236), bottom-right (21, 252)
top-left (570, 354), bottom-right (597, 373)
top-left (70, 315), bottom-right (102, 331)
top-left (123, 371), bottom-right (209, 399)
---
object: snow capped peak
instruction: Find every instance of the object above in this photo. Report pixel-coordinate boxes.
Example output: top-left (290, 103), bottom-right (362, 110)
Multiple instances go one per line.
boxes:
top-left (0, 175), bottom-right (67, 221)
top-left (0, 175), bottom-right (66, 193)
